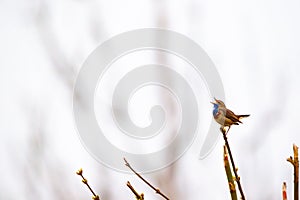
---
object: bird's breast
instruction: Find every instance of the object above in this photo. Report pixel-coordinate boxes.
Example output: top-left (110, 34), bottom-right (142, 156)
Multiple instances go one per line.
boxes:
top-left (214, 111), bottom-right (227, 126)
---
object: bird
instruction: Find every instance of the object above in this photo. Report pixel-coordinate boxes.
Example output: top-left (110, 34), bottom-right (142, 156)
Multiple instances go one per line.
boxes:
top-left (211, 98), bottom-right (250, 133)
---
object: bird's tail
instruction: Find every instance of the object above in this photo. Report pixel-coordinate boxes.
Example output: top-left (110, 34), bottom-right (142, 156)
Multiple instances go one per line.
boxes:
top-left (237, 114), bottom-right (250, 119)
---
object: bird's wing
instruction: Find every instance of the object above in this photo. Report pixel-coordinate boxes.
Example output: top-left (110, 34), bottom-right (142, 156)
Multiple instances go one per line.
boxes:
top-left (220, 107), bottom-right (241, 123)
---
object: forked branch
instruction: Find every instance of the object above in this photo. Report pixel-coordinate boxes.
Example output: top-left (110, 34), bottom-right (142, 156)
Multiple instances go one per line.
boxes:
top-left (124, 158), bottom-right (170, 200)
top-left (224, 145), bottom-right (238, 200)
top-left (221, 127), bottom-right (246, 200)
top-left (127, 181), bottom-right (145, 200)
top-left (287, 144), bottom-right (299, 200)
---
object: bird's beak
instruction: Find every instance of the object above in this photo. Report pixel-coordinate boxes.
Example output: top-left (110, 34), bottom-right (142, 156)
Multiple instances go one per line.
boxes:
top-left (210, 102), bottom-right (215, 104)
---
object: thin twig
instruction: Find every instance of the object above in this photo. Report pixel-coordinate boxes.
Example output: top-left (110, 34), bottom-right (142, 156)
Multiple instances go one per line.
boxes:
top-left (221, 127), bottom-right (246, 200)
top-left (127, 181), bottom-right (144, 200)
top-left (124, 158), bottom-right (170, 200)
top-left (283, 182), bottom-right (288, 200)
top-left (224, 145), bottom-right (238, 200)
top-left (287, 144), bottom-right (299, 200)
top-left (76, 168), bottom-right (100, 200)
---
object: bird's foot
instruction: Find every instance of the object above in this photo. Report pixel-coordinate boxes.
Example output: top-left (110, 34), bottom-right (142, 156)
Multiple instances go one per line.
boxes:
top-left (220, 126), bottom-right (231, 135)
top-left (220, 126), bottom-right (227, 134)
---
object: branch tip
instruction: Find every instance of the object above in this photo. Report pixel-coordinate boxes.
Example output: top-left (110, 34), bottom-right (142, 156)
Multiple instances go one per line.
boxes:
top-left (124, 158), bottom-right (169, 200)
top-left (126, 181), bottom-right (144, 200)
top-left (76, 168), bottom-right (100, 200)
top-left (282, 182), bottom-right (287, 200)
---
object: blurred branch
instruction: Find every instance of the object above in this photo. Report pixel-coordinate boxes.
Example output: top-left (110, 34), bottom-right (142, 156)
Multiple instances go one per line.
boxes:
top-left (127, 181), bottom-right (144, 200)
top-left (287, 144), bottom-right (299, 200)
top-left (283, 182), bottom-right (288, 200)
top-left (221, 127), bottom-right (246, 200)
top-left (224, 145), bottom-right (238, 200)
top-left (124, 158), bottom-right (170, 200)
top-left (76, 168), bottom-right (100, 200)
top-left (36, 3), bottom-right (77, 90)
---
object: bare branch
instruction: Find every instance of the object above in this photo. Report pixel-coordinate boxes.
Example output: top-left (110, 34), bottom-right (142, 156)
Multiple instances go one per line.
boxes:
top-left (283, 182), bottom-right (288, 200)
top-left (287, 144), bottom-right (299, 200)
top-left (124, 158), bottom-right (170, 200)
top-left (127, 181), bottom-right (144, 200)
top-left (221, 127), bottom-right (246, 200)
top-left (76, 168), bottom-right (100, 200)
top-left (224, 145), bottom-right (238, 200)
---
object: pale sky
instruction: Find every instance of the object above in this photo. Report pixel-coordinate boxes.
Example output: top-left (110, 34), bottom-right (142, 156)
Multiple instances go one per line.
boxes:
top-left (1, 0), bottom-right (300, 199)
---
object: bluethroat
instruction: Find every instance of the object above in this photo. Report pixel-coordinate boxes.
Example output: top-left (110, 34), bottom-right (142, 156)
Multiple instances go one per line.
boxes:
top-left (211, 98), bottom-right (250, 133)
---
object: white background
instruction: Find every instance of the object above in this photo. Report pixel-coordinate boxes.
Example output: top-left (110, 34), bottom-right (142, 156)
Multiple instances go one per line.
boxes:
top-left (1, 0), bottom-right (300, 199)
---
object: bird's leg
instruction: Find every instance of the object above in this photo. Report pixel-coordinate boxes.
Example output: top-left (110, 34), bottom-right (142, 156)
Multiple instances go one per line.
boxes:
top-left (226, 126), bottom-right (231, 134)
top-left (220, 126), bottom-right (231, 135)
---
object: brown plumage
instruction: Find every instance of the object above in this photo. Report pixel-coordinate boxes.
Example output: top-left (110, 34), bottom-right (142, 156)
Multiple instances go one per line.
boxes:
top-left (212, 98), bottom-right (250, 131)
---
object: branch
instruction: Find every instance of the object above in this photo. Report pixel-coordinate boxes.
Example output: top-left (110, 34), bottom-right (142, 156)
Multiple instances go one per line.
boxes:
top-left (124, 158), bottom-right (170, 200)
top-left (127, 181), bottom-right (145, 200)
top-left (224, 146), bottom-right (238, 200)
top-left (76, 168), bottom-right (100, 200)
top-left (221, 127), bottom-right (246, 200)
top-left (287, 144), bottom-right (299, 200)
top-left (283, 182), bottom-right (288, 200)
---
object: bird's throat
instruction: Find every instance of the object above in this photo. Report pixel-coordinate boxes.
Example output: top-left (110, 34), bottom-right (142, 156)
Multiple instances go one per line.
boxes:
top-left (213, 104), bottom-right (219, 116)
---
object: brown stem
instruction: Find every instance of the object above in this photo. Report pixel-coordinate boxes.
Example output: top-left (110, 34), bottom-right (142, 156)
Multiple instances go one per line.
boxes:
top-left (287, 144), bottom-right (299, 200)
top-left (221, 128), bottom-right (246, 200)
top-left (224, 146), bottom-right (238, 200)
top-left (76, 168), bottom-right (100, 200)
top-left (124, 158), bottom-right (170, 200)
top-left (127, 181), bottom-right (144, 200)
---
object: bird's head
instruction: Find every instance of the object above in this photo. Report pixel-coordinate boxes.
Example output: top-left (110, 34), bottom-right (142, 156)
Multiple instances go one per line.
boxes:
top-left (211, 102), bottom-right (219, 110)
top-left (211, 98), bottom-right (226, 108)
top-left (212, 98), bottom-right (226, 107)
top-left (210, 101), bottom-right (218, 109)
